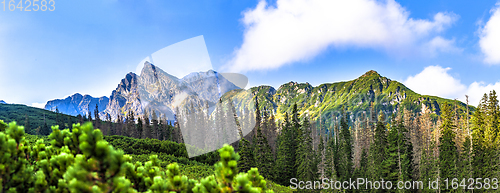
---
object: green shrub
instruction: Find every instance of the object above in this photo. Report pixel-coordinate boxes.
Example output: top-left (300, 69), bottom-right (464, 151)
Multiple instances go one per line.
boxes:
top-left (0, 120), bottom-right (274, 193)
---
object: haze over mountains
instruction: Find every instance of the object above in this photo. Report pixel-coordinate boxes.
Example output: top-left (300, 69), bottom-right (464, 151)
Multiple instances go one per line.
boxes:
top-left (44, 63), bottom-right (471, 122)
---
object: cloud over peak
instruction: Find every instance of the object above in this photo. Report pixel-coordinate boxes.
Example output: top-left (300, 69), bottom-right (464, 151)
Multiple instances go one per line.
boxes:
top-left (404, 65), bottom-right (500, 106)
top-left (226, 0), bottom-right (459, 72)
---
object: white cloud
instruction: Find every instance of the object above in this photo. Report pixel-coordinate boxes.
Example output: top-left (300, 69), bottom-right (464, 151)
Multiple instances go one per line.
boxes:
top-left (424, 36), bottom-right (462, 56)
top-left (479, 3), bottom-right (500, 64)
top-left (404, 66), bottom-right (466, 99)
top-left (404, 65), bottom-right (500, 106)
top-left (466, 81), bottom-right (500, 106)
top-left (31, 103), bottom-right (46, 109)
top-left (226, 0), bottom-right (459, 72)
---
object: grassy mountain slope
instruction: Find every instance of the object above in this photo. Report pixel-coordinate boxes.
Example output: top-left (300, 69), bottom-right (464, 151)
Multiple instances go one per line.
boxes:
top-left (237, 70), bottom-right (474, 122)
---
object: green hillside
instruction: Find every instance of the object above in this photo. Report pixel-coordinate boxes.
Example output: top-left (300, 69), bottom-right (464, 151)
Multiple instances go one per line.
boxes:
top-left (0, 103), bottom-right (79, 134)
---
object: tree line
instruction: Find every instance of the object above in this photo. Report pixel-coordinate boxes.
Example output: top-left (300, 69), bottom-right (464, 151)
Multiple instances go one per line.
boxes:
top-left (236, 90), bottom-right (500, 193)
top-left (36, 104), bottom-right (185, 144)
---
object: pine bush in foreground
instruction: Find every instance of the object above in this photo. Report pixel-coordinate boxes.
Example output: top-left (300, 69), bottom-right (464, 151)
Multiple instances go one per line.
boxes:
top-left (0, 120), bottom-right (274, 193)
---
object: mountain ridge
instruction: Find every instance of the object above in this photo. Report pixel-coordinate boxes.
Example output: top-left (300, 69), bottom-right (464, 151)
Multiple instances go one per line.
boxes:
top-left (243, 69), bottom-right (473, 122)
top-left (44, 93), bottom-right (109, 116)
top-left (45, 64), bottom-right (473, 122)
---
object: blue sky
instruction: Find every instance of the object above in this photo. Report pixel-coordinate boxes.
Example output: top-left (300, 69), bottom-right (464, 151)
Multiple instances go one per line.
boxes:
top-left (1, 0), bottom-right (500, 107)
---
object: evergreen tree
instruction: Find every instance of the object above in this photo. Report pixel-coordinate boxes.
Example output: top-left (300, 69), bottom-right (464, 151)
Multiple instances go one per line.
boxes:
top-left (94, 104), bottom-right (100, 130)
top-left (295, 116), bottom-right (317, 188)
top-left (116, 114), bottom-right (123, 136)
top-left (385, 119), bottom-right (400, 183)
top-left (125, 111), bottom-right (135, 137)
top-left (274, 112), bottom-right (295, 186)
top-left (152, 110), bottom-right (159, 139)
top-left (469, 90), bottom-right (500, 188)
top-left (384, 118), bottom-right (414, 192)
top-left (356, 149), bottom-right (369, 192)
top-left (56, 107), bottom-right (64, 129)
top-left (246, 98), bottom-right (274, 180)
top-left (88, 111), bottom-right (93, 122)
top-left (67, 116), bottom-right (74, 132)
top-left (143, 110), bottom-right (152, 139)
top-left (484, 90), bottom-right (499, 178)
top-left (254, 126), bottom-right (274, 180)
top-left (238, 137), bottom-right (255, 173)
top-left (268, 113), bottom-right (278, 155)
top-left (472, 94), bottom-right (487, 179)
top-left (137, 117), bottom-right (143, 139)
top-left (439, 103), bottom-right (458, 191)
top-left (396, 120), bottom-right (414, 190)
top-left (158, 116), bottom-right (165, 140)
top-left (105, 113), bottom-right (112, 135)
top-left (40, 121), bottom-right (51, 136)
top-left (336, 106), bottom-right (353, 183)
top-left (368, 112), bottom-right (387, 193)
top-left (77, 114), bottom-right (83, 124)
top-left (24, 114), bottom-right (31, 134)
top-left (459, 134), bottom-right (472, 182)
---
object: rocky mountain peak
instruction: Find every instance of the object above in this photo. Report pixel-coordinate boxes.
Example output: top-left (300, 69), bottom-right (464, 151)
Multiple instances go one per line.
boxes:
top-left (362, 70), bottom-right (380, 77)
top-left (102, 63), bottom-right (241, 121)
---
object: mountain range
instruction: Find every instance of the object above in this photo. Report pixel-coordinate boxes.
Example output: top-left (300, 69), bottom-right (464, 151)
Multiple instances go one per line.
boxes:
top-left (45, 62), bottom-right (241, 120)
top-left (44, 94), bottom-right (109, 116)
top-left (45, 64), bottom-right (472, 122)
top-left (0, 100), bottom-right (6, 104)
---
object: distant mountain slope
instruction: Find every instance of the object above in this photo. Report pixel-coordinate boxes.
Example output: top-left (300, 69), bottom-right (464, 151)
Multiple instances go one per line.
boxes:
top-left (0, 103), bottom-right (78, 134)
top-left (44, 93), bottom-right (109, 116)
top-left (0, 100), bottom-right (6, 104)
top-left (239, 70), bottom-right (473, 121)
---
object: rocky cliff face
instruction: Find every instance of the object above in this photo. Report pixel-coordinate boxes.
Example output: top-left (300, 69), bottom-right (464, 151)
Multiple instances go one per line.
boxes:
top-left (44, 93), bottom-right (109, 116)
top-left (103, 72), bottom-right (142, 120)
top-left (46, 62), bottom-right (241, 121)
top-left (103, 62), bottom-right (240, 121)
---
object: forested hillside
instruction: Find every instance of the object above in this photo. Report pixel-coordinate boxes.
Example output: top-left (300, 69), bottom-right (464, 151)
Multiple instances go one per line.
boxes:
top-left (245, 70), bottom-right (474, 123)
top-left (234, 90), bottom-right (499, 192)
